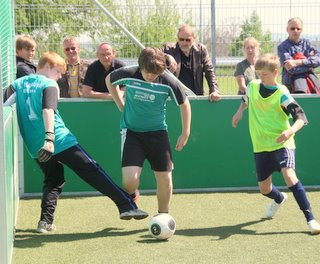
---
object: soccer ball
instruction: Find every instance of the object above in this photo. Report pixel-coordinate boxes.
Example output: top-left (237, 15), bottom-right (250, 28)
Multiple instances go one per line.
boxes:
top-left (148, 213), bottom-right (176, 240)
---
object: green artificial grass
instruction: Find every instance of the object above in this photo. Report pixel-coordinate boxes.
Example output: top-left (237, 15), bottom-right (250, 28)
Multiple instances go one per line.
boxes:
top-left (13, 191), bottom-right (320, 264)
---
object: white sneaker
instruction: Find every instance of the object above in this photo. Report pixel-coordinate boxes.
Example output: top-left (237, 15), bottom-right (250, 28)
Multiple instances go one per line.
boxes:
top-left (265, 192), bottom-right (288, 218)
top-left (36, 221), bottom-right (56, 233)
top-left (307, 220), bottom-right (320, 235)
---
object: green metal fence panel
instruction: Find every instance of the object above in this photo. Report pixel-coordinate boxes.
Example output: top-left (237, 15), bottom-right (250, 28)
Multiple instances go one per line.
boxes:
top-left (14, 1), bottom-right (320, 95)
top-left (1, 107), bottom-right (16, 264)
top-left (0, 0), bottom-right (15, 89)
top-left (23, 97), bottom-right (320, 194)
top-left (1, 0), bottom-right (17, 263)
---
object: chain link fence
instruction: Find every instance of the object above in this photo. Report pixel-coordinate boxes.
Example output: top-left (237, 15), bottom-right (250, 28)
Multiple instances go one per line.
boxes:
top-left (14, 0), bottom-right (320, 94)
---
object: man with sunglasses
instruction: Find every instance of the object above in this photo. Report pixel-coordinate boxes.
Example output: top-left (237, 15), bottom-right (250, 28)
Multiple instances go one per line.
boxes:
top-left (57, 36), bottom-right (90, 98)
top-left (162, 24), bottom-right (220, 101)
top-left (278, 17), bottom-right (320, 93)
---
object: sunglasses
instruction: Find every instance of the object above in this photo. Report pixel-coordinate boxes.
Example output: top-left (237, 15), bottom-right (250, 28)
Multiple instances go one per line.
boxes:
top-left (178, 38), bottom-right (192, 42)
top-left (290, 27), bottom-right (301, 31)
top-left (65, 47), bottom-right (76, 52)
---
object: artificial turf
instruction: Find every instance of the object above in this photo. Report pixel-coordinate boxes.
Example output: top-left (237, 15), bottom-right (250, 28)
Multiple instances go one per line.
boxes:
top-left (13, 191), bottom-right (320, 264)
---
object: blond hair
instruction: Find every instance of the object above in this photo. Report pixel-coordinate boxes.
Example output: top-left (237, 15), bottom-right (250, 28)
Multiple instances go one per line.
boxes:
top-left (243, 37), bottom-right (260, 50)
top-left (255, 53), bottom-right (280, 72)
top-left (63, 36), bottom-right (79, 47)
top-left (37, 51), bottom-right (66, 74)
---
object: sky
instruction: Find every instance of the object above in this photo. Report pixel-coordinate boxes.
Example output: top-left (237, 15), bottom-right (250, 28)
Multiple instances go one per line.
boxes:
top-left (175, 0), bottom-right (320, 40)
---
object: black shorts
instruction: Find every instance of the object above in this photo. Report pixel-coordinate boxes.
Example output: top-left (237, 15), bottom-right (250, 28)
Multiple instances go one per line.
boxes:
top-left (254, 148), bottom-right (295, 182)
top-left (121, 129), bottom-right (173, 172)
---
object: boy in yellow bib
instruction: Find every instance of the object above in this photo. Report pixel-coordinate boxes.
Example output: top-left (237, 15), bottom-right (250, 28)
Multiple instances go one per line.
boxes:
top-left (232, 53), bottom-right (320, 234)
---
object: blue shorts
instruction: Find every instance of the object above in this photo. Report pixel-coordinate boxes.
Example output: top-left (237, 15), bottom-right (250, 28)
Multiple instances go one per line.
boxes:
top-left (254, 148), bottom-right (295, 182)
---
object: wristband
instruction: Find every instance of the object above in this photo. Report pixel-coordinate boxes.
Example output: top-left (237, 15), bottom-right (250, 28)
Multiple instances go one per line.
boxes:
top-left (45, 132), bottom-right (55, 142)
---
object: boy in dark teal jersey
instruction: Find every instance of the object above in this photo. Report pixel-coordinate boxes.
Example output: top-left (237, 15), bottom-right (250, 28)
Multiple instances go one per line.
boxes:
top-left (106, 47), bottom-right (191, 214)
top-left (3, 52), bottom-right (148, 233)
top-left (232, 53), bottom-right (320, 234)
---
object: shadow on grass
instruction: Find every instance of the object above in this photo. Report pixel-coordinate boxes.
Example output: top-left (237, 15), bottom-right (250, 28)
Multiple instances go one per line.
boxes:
top-left (15, 218), bottom-right (309, 247)
top-left (174, 218), bottom-right (307, 240)
top-left (136, 218), bottom-right (308, 243)
top-left (14, 227), bottom-right (148, 248)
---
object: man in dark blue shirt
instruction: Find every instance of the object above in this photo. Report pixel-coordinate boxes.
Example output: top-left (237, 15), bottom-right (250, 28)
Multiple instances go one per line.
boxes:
top-left (278, 17), bottom-right (320, 93)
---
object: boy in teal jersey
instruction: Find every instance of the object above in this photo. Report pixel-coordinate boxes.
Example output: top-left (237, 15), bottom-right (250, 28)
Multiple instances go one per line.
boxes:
top-left (232, 53), bottom-right (320, 234)
top-left (106, 47), bottom-right (191, 214)
top-left (3, 52), bottom-right (148, 233)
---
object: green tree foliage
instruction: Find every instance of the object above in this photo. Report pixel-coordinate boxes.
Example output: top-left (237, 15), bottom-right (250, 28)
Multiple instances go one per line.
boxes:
top-left (15, 0), bottom-right (182, 59)
top-left (111, 0), bottom-right (181, 58)
top-left (15, 0), bottom-right (114, 58)
top-left (230, 11), bottom-right (274, 56)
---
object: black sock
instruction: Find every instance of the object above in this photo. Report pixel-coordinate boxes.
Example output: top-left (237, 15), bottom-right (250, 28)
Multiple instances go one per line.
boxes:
top-left (289, 181), bottom-right (314, 222)
top-left (263, 184), bottom-right (284, 204)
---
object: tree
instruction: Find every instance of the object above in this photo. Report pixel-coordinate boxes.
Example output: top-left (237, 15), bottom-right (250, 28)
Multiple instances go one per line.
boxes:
top-left (111, 0), bottom-right (181, 58)
top-left (209, 18), bottom-right (241, 57)
top-left (14, 0), bottom-right (182, 59)
top-left (229, 11), bottom-right (274, 57)
top-left (15, 0), bottom-right (116, 58)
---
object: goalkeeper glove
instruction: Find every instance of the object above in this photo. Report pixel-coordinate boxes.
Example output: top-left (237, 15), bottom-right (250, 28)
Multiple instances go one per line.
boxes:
top-left (38, 132), bottom-right (55, 162)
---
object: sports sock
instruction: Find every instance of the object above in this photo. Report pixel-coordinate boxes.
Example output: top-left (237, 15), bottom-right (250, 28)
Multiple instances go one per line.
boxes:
top-left (263, 184), bottom-right (284, 204)
top-left (289, 181), bottom-right (314, 222)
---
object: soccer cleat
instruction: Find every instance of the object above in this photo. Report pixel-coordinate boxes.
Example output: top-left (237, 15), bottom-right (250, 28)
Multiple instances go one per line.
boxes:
top-left (265, 192), bottom-right (288, 218)
top-left (36, 220), bottom-right (56, 233)
top-left (131, 190), bottom-right (140, 203)
top-left (307, 220), bottom-right (320, 235)
top-left (120, 208), bottom-right (149, 220)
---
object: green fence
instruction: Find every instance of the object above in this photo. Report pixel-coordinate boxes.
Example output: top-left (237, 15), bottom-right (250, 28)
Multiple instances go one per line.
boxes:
top-left (23, 96), bottom-right (320, 195)
top-left (1, 0), bottom-right (17, 264)
top-left (1, 108), bottom-right (19, 264)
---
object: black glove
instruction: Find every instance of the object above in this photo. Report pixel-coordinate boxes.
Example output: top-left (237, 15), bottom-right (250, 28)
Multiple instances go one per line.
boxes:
top-left (38, 132), bottom-right (55, 162)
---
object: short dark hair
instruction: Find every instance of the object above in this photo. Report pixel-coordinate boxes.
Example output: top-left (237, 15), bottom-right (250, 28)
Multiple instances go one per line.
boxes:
top-left (16, 35), bottom-right (37, 50)
top-left (138, 47), bottom-right (166, 74)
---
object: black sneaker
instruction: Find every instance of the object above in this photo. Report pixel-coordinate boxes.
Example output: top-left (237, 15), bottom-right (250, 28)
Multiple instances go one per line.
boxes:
top-left (120, 208), bottom-right (149, 220)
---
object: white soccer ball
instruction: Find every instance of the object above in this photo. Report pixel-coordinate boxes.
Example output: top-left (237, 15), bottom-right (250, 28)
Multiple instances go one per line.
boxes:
top-left (148, 213), bottom-right (176, 240)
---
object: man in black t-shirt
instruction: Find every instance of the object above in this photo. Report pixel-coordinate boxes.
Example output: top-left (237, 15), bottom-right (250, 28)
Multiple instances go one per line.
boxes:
top-left (82, 42), bottom-right (125, 99)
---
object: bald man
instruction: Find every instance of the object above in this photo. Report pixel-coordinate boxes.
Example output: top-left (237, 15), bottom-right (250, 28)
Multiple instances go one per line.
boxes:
top-left (82, 42), bottom-right (125, 99)
top-left (277, 17), bottom-right (320, 93)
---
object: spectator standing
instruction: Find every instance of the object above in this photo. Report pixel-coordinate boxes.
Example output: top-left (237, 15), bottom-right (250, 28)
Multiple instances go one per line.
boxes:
top-left (16, 35), bottom-right (37, 79)
top-left (82, 42), bottom-right (125, 99)
top-left (234, 37), bottom-right (260, 95)
top-left (57, 36), bottom-right (89, 98)
top-left (277, 17), bottom-right (320, 93)
top-left (163, 24), bottom-right (220, 101)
